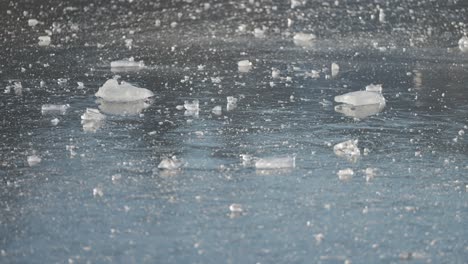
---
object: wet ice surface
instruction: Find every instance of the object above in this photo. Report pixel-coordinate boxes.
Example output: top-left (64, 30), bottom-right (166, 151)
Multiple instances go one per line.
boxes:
top-left (1, 0), bottom-right (468, 263)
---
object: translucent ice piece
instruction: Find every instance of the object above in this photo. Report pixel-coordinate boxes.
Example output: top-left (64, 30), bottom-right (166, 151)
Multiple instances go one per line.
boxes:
top-left (81, 108), bottom-right (106, 121)
top-left (293, 32), bottom-right (316, 47)
top-left (459, 36), bottom-right (468, 52)
top-left (27, 155), bottom-right (41, 166)
top-left (365, 84), bottom-right (383, 92)
top-left (255, 156), bottom-right (295, 169)
top-left (41, 104), bottom-right (70, 115)
top-left (158, 156), bottom-right (184, 170)
top-left (334, 91), bottom-right (385, 106)
top-left (184, 99), bottom-right (199, 111)
top-left (95, 79), bottom-right (154, 102)
top-left (38, 36), bottom-right (51, 46)
top-left (334, 103), bottom-right (384, 119)
top-left (110, 57), bottom-right (145, 71)
top-left (97, 99), bottom-right (151, 116)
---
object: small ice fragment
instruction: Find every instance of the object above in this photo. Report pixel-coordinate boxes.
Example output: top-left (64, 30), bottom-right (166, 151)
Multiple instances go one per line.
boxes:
top-left (27, 155), bottom-right (41, 166)
top-left (41, 104), bottom-right (70, 115)
top-left (237, 60), bottom-right (252, 67)
top-left (50, 118), bottom-right (60, 126)
top-left (271, 68), bottom-right (281, 78)
top-left (378, 8), bottom-right (386, 23)
top-left (110, 57), bottom-right (145, 69)
top-left (293, 32), bottom-right (316, 47)
top-left (212, 105), bottom-right (222, 115)
top-left (319, 99), bottom-right (332, 107)
top-left (13, 82), bottom-right (22, 95)
top-left (93, 187), bottom-right (104, 197)
top-left (458, 129), bottom-right (465, 136)
top-left (28, 19), bottom-right (39, 27)
top-left (365, 84), bottom-right (383, 92)
top-left (253, 28), bottom-right (265, 38)
top-left (227, 96), bottom-right (238, 111)
top-left (184, 99), bottom-right (199, 111)
top-left (337, 168), bottom-right (354, 180)
top-left (38, 35), bottom-right (51, 46)
top-left (176, 105), bottom-right (184, 110)
top-left (158, 156), bottom-right (184, 170)
top-left (459, 36), bottom-right (468, 52)
top-left (77, 82), bottom-right (84, 88)
top-left (334, 91), bottom-right (385, 106)
top-left (364, 168), bottom-right (378, 182)
top-left (331, 63), bottom-right (339, 77)
top-left (333, 139), bottom-right (360, 161)
top-left (211, 76), bottom-right (222, 83)
top-left (305, 70), bottom-right (320, 79)
top-left (81, 108), bottom-right (105, 121)
top-left (95, 79), bottom-right (154, 102)
top-left (57, 78), bottom-right (68, 85)
top-left (229, 203), bottom-right (243, 213)
top-left (255, 156), bottom-right (295, 169)
top-left (314, 233), bottom-right (325, 244)
top-left (334, 103), bottom-right (384, 119)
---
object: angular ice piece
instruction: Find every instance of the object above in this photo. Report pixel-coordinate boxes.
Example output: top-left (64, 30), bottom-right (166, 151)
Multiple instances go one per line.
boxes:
top-left (158, 156), bottom-right (184, 170)
top-left (27, 155), bottom-right (41, 166)
top-left (331, 63), bottom-right (340, 77)
top-left (238, 60), bottom-right (252, 72)
top-left (335, 103), bottom-right (384, 119)
top-left (212, 105), bottom-right (222, 115)
top-left (337, 168), bottom-right (354, 180)
top-left (81, 108), bottom-right (105, 121)
top-left (253, 28), bottom-right (265, 38)
top-left (81, 108), bottom-right (105, 132)
top-left (334, 91), bottom-right (385, 106)
top-left (41, 104), bottom-right (70, 115)
top-left (97, 99), bottom-right (151, 116)
top-left (38, 36), bottom-right (51, 46)
top-left (255, 156), bottom-right (295, 169)
top-left (184, 99), bottom-right (199, 111)
top-left (110, 57), bottom-right (145, 71)
top-left (50, 118), bottom-right (60, 126)
top-left (229, 203), bottom-right (243, 213)
top-left (293, 32), bottom-right (316, 47)
top-left (28, 19), bottom-right (39, 27)
top-left (95, 79), bottom-right (154, 102)
top-left (459, 36), bottom-right (468, 52)
top-left (237, 60), bottom-right (252, 67)
top-left (334, 139), bottom-right (360, 161)
top-left (227, 96), bottom-right (237, 111)
top-left (365, 84), bottom-right (383, 92)
top-left (271, 68), bottom-right (281, 78)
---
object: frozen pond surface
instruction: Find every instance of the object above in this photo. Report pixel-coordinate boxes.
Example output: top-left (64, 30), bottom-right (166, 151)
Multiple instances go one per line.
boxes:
top-left (0, 0), bottom-right (467, 263)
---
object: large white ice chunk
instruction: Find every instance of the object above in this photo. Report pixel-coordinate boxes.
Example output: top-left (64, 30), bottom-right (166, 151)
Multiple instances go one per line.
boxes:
top-left (335, 103), bottom-right (384, 119)
top-left (95, 79), bottom-right (154, 102)
top-left (97, 99), bottom-right (151, 116)
top-left (334, 90), bottom-right (385, 106)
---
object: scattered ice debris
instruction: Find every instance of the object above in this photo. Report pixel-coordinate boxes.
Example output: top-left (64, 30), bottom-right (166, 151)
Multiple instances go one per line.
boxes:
top-left (41, 104), bottom-right (70, 115)
top-left (212, 105), bottom-right (222, 115)
top-left (38, 35), bottom-right (51, 46)
top-left (331, 63), bottom-right (340, 77)
top-left (50, 118), bottom-right (60, 126)
top-left (158, 156), bottom-right (184, 170)
top-left (365, 83), bottom-right (383, 92)
top-left (333, 140), bottom-right (360, 161)
top-left (110, 57), bottom-right (145, 70)
top-left (238, 60), bottom-right (252, 72)
top-left (229, 203), bottom-right (244, 213)
top-left (28, 19), bottom-right (39, 27)
top-left (335, 90), bottom-right (385, 106)
top-left (459, 36), bottom-right (468, 52)
top-left (81, 108), bottom-right (105, 132)
top-left (95, 79), bottom-right (154, 102)
top-left (211, 76), bottom-right (222, 84)
top-left (334, 103), bottom-right (384, 119)
top-left (227, 96), bottom-right (238, 111)
top-left (97, 99), bottom-right (151, 116)
top-left (93, 187), bottom-right (104, 198)
top-left (293, 32), bottom-right (316, 47)
top-left (255, 156), bottom-right (296, 169)
top-left (27, 155), bottom-right (41, 166)
top-left (337, 168), bottom-right (354, 180)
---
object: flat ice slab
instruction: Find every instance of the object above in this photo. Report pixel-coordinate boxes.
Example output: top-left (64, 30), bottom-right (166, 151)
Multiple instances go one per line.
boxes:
top-left (95, 79), bottom-right (154, 102)
top-left (334, 91), bottom-right (385, 106)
